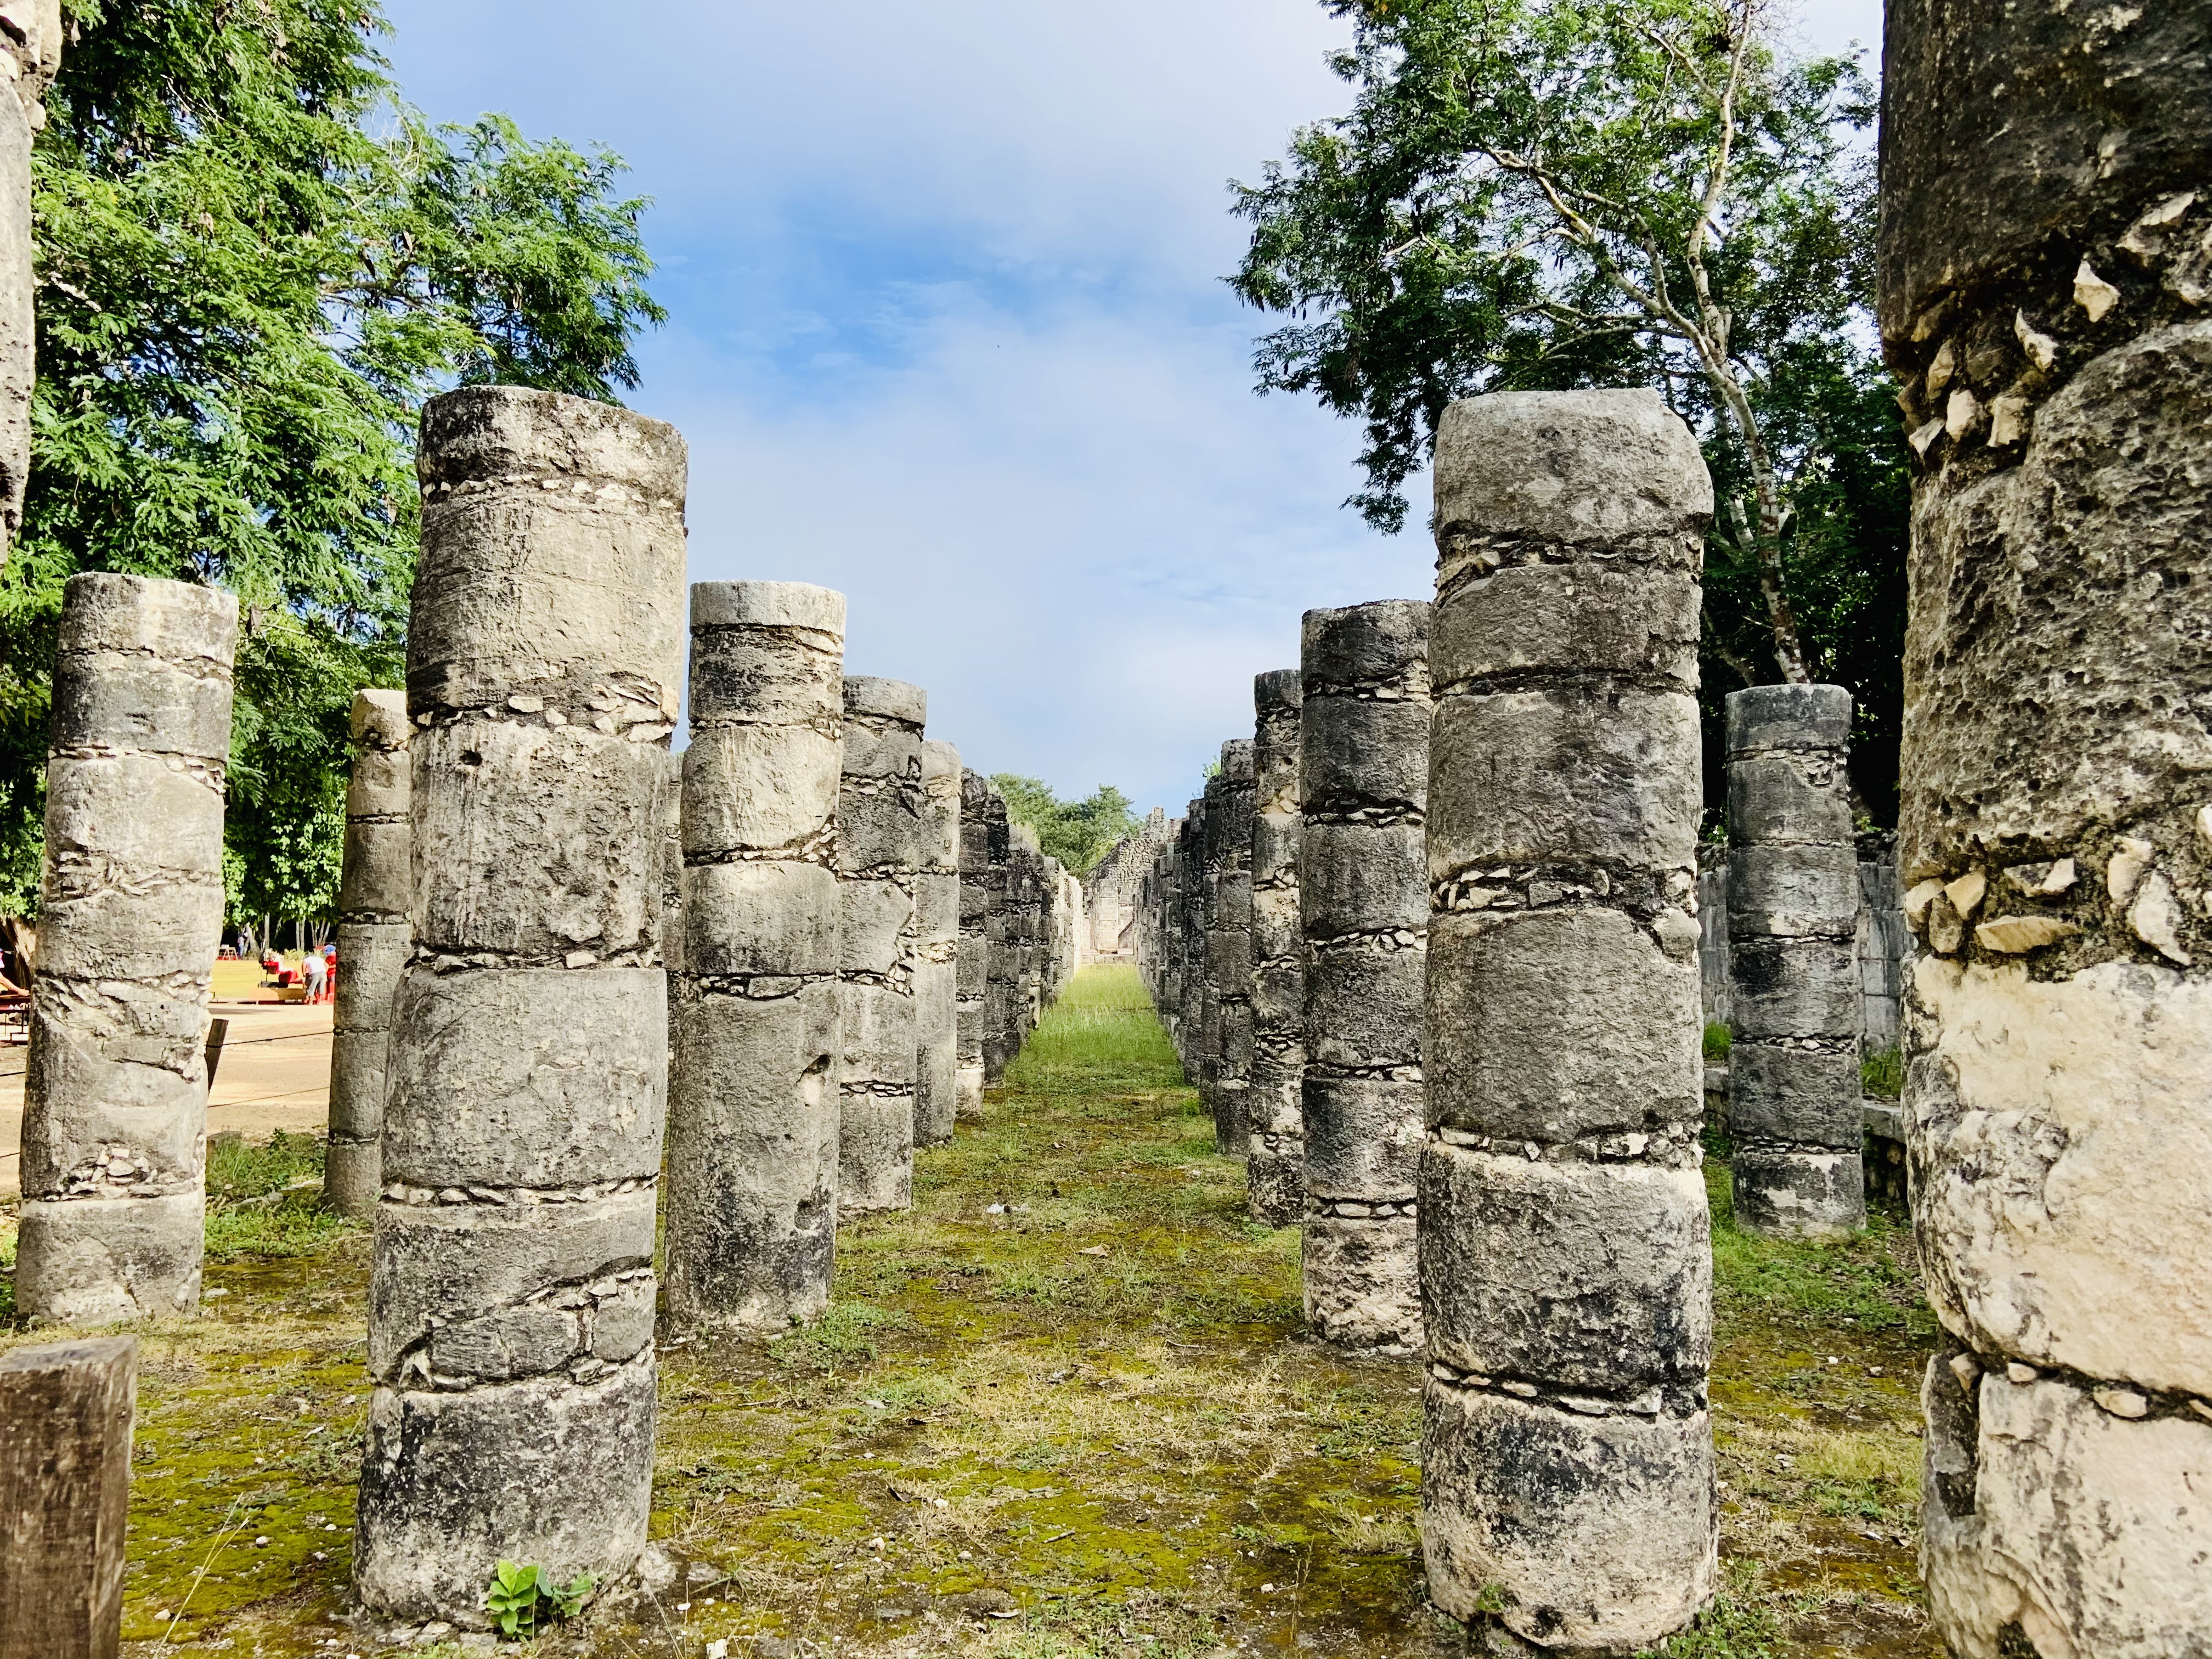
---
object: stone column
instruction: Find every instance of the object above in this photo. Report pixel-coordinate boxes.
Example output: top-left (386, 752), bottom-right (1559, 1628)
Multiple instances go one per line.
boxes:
top-left (1248, 670), bottom-right (1304, 1226)
top-left (354, 386), bottom-right (684, 1623)
top-left (326, 690), bottom-right (411, 1218)
top-left (0, 1), bottom-right (60, 563)
top-left (662, 581), bottom-right (845, 1335)
top-left (1210, 740), bottom-right (1256, 1154)
top-left (1299, 601), bottom-right (1429, 1352)
top-left (955, 769), bottom-right (992, 1120)
top-left (1009, 827), bottom-right (1043, 1042)
top-left (915, 740), bottom-right (962, 1148)
top-left (1177, 799), bottom-right (1207, 1074)
top-left (14, 573), bottom-right (238, 1325)
top-left (1725, 685), bottom-right (1865, 1235)
top-left (980, 782), bottom-right (1017, 1083)
top-left (1195, 774), bottom-right (1225, 1126)
top-left (1880, 7), bottom-right (2212, 1654)
top-left (1419, 389), bottom-right (1714, 1651)
top-left (837, 676), bottom-right (926, 1214)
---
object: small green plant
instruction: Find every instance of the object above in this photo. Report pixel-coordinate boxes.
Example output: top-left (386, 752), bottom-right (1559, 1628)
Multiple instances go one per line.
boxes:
top-left (484, 1559), bottom-right (592, 1639)
top-left (1703, 1023), bottom-right (1731, 1063)
top-left (1861, 1048), bottom-right (1904, 1099)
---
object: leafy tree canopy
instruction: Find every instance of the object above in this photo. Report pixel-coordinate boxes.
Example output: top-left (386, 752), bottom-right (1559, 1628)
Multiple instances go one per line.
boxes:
top-left (1231, 0), bottom-right (1908, 819)
top-left (0, 0), bottom-right (665, 921)
top-left (992, 777), bottom-right (1141, 877)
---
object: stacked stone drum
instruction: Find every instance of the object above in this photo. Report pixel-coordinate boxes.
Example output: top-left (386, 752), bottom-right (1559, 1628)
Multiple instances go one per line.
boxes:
top-left (355, 386), bottom-right (685, 1622)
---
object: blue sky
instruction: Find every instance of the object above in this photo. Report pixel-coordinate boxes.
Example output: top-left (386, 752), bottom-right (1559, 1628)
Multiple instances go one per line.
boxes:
top-left (380, 0), bottom-right (1884, 817)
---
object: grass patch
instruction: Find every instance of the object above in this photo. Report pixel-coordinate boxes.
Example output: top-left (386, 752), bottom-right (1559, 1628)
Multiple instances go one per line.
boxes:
top-left (1861, 1048), bottom-right (1904, 1099)
top-left (204, 1130), bottom-right (353, 1261)
top-left (1704, 1022), bottom-right (1732, 1062)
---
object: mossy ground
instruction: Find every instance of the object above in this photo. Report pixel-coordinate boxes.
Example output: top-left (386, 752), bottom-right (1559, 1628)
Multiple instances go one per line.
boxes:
top-left (0, 964), bottom-right (1940, 1657)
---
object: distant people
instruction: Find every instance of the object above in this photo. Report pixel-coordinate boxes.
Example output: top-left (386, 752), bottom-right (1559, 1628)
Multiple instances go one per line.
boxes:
top-left (303, 950), bottom-right (328, 1003)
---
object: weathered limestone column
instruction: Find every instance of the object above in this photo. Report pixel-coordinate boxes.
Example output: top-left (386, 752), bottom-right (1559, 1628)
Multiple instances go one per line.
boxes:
top-left (980, 782), bottom-right (1017, 1083)
top-left (1881, 7), bottom-right (2212, 1654)
top-left (355, 387), bottom-right (684, 1622)
top-left (1210, 740), bottom-right (1256, 1154)
top-left (0, 1), bottom-right (60, 562)
top-left (1420, 389), bottom-right (1714, 1651)
top-left (14, 574), bottom-right (238, 1325)
top-left (1195, 773), bottom-right (1226, 1126)
top-left (1300, 601), bottom-right (1429, 1352)
top-left (663, 582), bottom-right (844, 1334)
top-left (837, 677), bottom-right (925, 1214)
top-left (1726, 685), bottom-right (1864, 1235)
top-left (1009, 828), bottom-right (1043, 1042)
top-left (915, 740), bottom-right (962, 1148)
top-left (326, 690), bottom-right (411, 1218)
top-left (1177, 799), bottom-right (1207, 1075)
top-left (1249, 670), bottom-right (1304, 1226)
top-left (955, 769), bottom-right (992, 1119)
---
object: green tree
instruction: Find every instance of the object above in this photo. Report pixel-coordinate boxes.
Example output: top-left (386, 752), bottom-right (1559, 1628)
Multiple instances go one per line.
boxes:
top-left (991, 777), bottom-right (1141, 877)
top-left (1231, 0), bottom-right (1909, 810)
top-left (0, 0), bottom-right (665, 924)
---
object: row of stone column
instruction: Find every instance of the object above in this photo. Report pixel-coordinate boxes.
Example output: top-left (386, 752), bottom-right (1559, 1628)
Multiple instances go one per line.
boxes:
top-left (1129, 390), bottom-right (1752, 1650)
top-left (10, 381), bottom-right (1080, 1632)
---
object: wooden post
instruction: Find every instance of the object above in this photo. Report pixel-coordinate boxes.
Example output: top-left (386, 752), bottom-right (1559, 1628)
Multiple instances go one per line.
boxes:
top-left (0, 1336), bottom-right (137, 1659)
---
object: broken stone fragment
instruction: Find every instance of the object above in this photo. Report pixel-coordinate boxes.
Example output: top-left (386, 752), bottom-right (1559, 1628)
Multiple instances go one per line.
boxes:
top-left (1904, 877), bottom-right (1946, 931)
top-left (2129, 872), bottom-right (2193, 966)
top-left (2107, 836), bottom-right (2154, 904)
top-left (2014, 309), bottom-right (2059, 371)
top-left (1973, 915), bottom-right (2080, 953)
top-left (1988, 395), bottom-right (2029, 447)
top-left (1943, 870), bottom-right (1987, 920)
top-left (1944, 387), bottom-right (1980, 440)
top-left (2074, 258), bottom-right (2121, 321)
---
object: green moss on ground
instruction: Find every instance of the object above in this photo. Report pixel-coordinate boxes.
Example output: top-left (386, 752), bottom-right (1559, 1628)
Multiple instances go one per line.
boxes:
top-left (0, 964), bottom-right (1940, 1657)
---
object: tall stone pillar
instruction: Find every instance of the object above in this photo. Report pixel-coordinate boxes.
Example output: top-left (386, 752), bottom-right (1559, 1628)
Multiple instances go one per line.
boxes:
top-left (955, 769), bottom-right (992, 1119)
top-left (837, 676), bottom-right (925, 1214)
top-left (1299, 601), bottom-right (1429, 1352)
top-left (327, 690), bottom-right (411, 1218)
top-left (1210, 740), bottom-right (1256, 1154)
top-left (980, 781), bottom-right (1017, 1083)
top-left (14, 573), bottom-right (238, 1325)
top-left (354, 387), bottom-right (684, 1623)
top-left (1880, 7), bottom-right (2212, 1654)
top-left (1009, 828), bottom-right (1043, 1042)
top-left (1177, 799), bottom-right (1207, 1075)
top-left (1195, 774), bottom-right (1226, 1127)
top-left (915, 739), bottom-right (962, 1148)
top-left (663, 581), bottom-right (845, 1334)
top-left (0, 1), bottom-right (60, 563)
top-left (1419, 389), bottom-right (1714, 1651)
top-left (1725, 685), bottom-right (1864, 1235)
top-left (1248, 670), bottom-right (1304, 1226)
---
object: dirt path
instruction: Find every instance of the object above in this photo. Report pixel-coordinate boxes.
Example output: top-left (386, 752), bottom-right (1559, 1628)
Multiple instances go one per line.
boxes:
top-left (0, 964), bottom-right (1940, 1658)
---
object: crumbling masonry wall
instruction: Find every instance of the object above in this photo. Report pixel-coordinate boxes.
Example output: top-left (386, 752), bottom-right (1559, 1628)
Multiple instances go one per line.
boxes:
top-left (1419, 389), bottom-right (1716, 1651)
top-left (1299, 600), bottom-right (1429, 1353)
top-left (1880, 4), bottom-right (2212, 1652)
top-left (327, 689), bottom-right (411, 1218)
top-left (14, 573), bottom-right (239, 1325)
top-left (354, 387), bottom-right (684, 1623)
top-left (663, 581), bottom-right (845, 1334)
